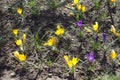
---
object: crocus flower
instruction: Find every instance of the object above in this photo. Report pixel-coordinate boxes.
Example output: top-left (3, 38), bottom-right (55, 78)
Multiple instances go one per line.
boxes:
top-left (77, 4), bottom-right (82, 11)
top-left (110, 50), bottom-right (117, 60)
top-left (102, 33), bottom-right (107, 43)
top-left (111, 0), bottom-right (116, 3)
top-left (17, 8), bottom-right (22, 15)
top-left (43, 37), bottom-right (56, 46)
top-left (76, 20), bottom-right (82, 28)
top-left (15, 39), bottom-right (22, 46)
top-left (12, 29), bottom-right (18, 36)
top-left (73, 0), bottom-right (79, 5)
top-left (87, 52), bottom-right (94, 62)
top-left (81, 5), bottom-right (86, 13)
top-left (55, 24), bottom-right (65, 36)
top-left (92, 22), bottom-right (99, 32)
top-left (64, 55), bottom-right (79, 68)
top-left (13, 51), bottom-right (26, 61)
top-left (110, 25), bottom-right (116, 34)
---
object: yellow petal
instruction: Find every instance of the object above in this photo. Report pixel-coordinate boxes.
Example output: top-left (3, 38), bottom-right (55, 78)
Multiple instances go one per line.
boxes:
top-left (81, 5), bottom-right (86, 13)
top-left (72, 57), bottom-right (79, 66)
top-left (92, 22), bottom-right (99, 31)
top-left (111, 0), bottom-right (116, 3)
top-left (19, 54), bottom-right (26, 61)
top-left (13, 51), bottom-right (19, 59)
top-left (22, 33), bottom-right (26, 43)
top-left (110, 25), bottom-right (116, 34)
top-left (111, 50), bottom-right (117, 60)
top-left (15, 39), bottom-right (22, 46)
top-left (64, 55), bottom-right (69, 62)
top-left (67, 60), bottom-right (73, 68)
top-left (115, 32), bottom-right (120, 37)
top-left (73, 0), bottom-right (79, 5)
top-left (77, 4), bottom-right (82, 11)
top-left (44, 37), bottom-right (56, 46)
top-left (55, 25), bottom-right (65, 36)
top-left (17, 8), bottom-right (22, 15)
top-left (12, 29), bottom-right (18, 36)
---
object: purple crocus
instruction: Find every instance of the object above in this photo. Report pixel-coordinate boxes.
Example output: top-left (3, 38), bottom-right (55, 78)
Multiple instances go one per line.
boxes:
top-left (76, 20), bottom-right (82, 28)
top-left (102, 33), bottom-right (107, 43)
top-left (87, 52), bottom-right (94, 62)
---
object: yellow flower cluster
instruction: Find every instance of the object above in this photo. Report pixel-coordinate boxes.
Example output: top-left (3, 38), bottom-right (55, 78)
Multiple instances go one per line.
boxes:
top-left (110, 25), bottom-right (120, 37)
top-left (43, 37), bottom-right (56, 47)
top-left (64, 55), bottom-right (79, 68)
top-left (92, 22), bottom-right (99, 32)
top-left (55, 24), bottom-right (65, 36)
top-left (77, 4), bottom-right (86, 13)
top-left (110, 50), bottom-right (117, 60)
top-left (13, 51), bottom-right (26, 61)
top-left (17, 8), bottom-right (22, 15)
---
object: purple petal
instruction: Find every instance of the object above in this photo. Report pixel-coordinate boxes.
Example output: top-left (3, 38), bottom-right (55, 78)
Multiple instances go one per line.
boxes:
top-left (87, 52), bottom-right (94, 62)
top-left (76, 20), bottom-right (82, 28)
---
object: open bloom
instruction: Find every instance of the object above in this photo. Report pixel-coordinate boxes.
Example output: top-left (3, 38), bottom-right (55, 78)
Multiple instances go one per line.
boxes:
top-left (15, 39), bottom-right (22, 46)
top-left (76, 20), bottom-right (82, 28)
top-left (55, 24), bottom-right (65, 36)
top-left (43, 37), bottom-right (56, 46)
top-left (17, 8), bottom-right (22, 15)
top-left (92, 22), bottom-right (99, 32)
top-left (12, 29), bottom-right (18, 36)
top-left (73, 0), bottom-right (79, 5)
top-left (13, 51), bottom-right (26, 61)
top-left (110, 50), bottom-right (117, 60)
top-left (64, 55), bottom-right (79, 68)
top-left (87, 52), bottom-right (94, 62)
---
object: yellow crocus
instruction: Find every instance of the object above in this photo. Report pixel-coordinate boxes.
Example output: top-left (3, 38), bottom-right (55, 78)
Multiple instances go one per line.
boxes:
top-left (92, 22), bottom-right (99, 32)
top-left (81, 5), bottom-right (86, 13)
top-left (43, 37), bottom-right (56, 46)
top-left (111, 0), bottom-right (116, 3)
top-left (55, 24), bottom-right (65, 36)
top-left (110, 25), bottom-right (116, 34)
top-left (64, 55), bottom-right (79, 68)
top-left (73, 0), bottom-right (79, 5)
top-left (15, 39), bottom-right (22, 46)
top-left (17, 8), bottom-right (22, 15)
top-left (110, 50), bottom-right (117, 60)
top-left (18, 54), bottom-right (27, 61)
top-left (22, 33), bottom-right (26, 43)
top-left (77, 4), bottom-right (82, 11)
top-left (72, 57), bottom-right (79, 66)
top-left (64, 55), bottom-right (69, 62)
top-left (12, 29), bottom-right (18, 36)
top-left (115, 32), bottom-right (120, 37)
top-left (13, 51), bottom-right (26, 61)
